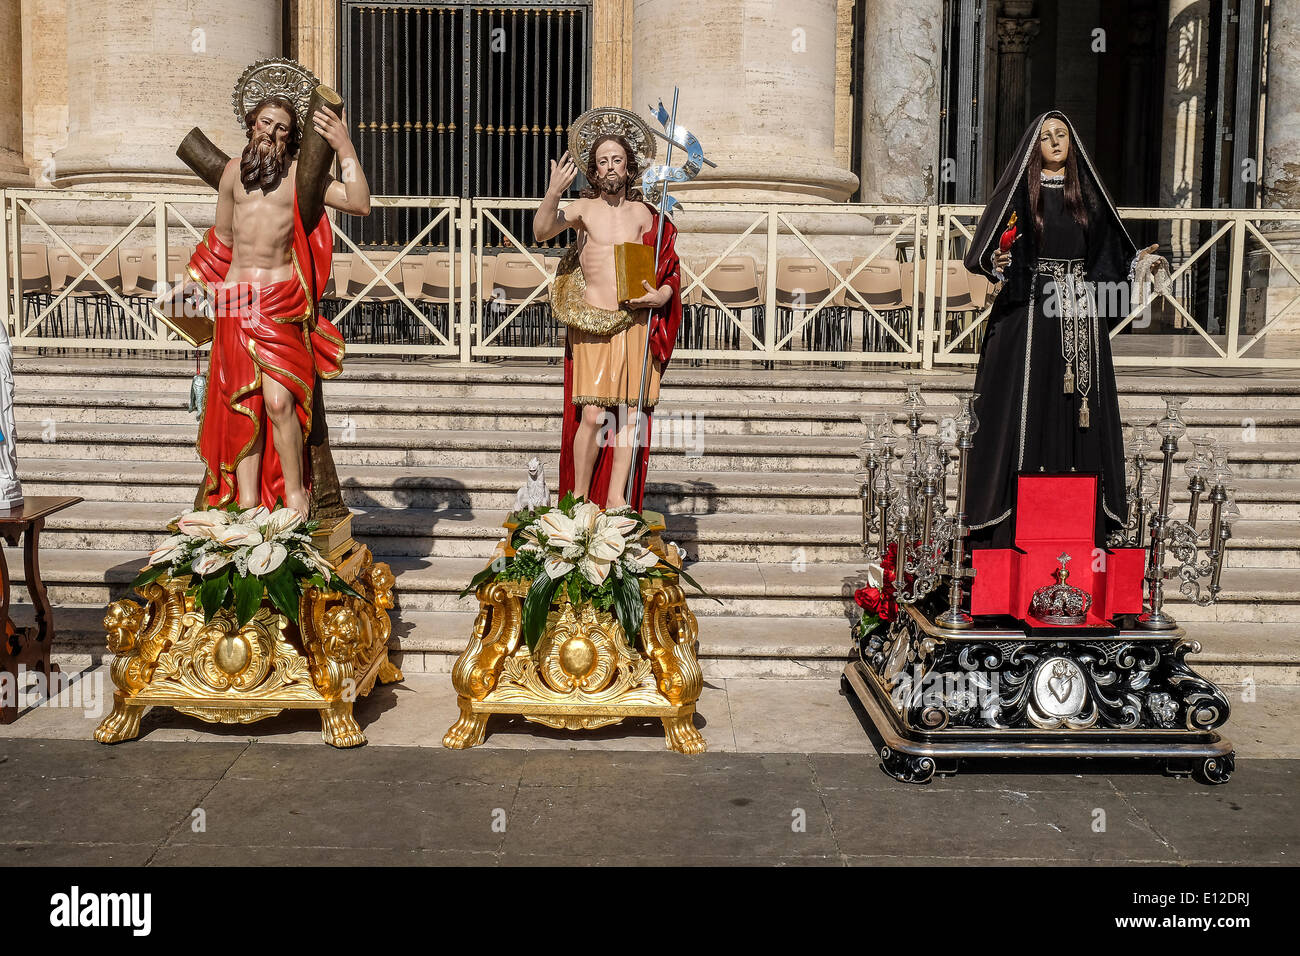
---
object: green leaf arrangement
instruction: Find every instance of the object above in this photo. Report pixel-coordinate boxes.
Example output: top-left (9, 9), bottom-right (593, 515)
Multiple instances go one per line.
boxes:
top-left (132, 501), bottom-right (368, 628)
top-left (460, 496), bottom-right (715, 652)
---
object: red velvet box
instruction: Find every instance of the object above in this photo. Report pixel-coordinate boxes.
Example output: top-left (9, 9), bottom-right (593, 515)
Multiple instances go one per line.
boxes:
top-left (970, 474), bottom-right (1145, 628)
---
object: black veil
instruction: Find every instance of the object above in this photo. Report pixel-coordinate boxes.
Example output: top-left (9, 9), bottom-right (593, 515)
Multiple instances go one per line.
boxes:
top-left (964, 110), bottom-right (1137, 291)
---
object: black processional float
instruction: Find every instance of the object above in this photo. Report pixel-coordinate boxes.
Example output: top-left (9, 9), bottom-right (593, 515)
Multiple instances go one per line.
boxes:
top-left (841, 386), bottom-right (1236, 784)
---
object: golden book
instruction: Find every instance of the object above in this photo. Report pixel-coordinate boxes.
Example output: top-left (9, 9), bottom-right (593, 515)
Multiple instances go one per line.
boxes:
top-left (150, 302), bottom-right (214, 348)
top-left (615, 242), bottom-right (656, 305)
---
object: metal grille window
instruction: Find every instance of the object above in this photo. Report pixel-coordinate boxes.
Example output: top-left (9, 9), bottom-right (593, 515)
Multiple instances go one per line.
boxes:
top-left (339, 0), bottom-right (591, 249)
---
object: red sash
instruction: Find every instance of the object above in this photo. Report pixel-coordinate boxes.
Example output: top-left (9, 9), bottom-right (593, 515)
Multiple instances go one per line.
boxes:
top-left (193, 194), bottom-right (344, 508)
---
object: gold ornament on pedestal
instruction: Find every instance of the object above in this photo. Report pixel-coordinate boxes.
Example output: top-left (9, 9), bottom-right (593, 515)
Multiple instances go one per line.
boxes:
top-left (443, 505), bottom-right (707, 754)
top-left (95, 544), bottom-right (401, 747)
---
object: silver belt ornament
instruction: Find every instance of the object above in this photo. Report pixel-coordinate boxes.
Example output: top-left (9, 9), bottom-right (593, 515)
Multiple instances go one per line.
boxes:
top-left (1039, 258), bottom-right (1095, 429)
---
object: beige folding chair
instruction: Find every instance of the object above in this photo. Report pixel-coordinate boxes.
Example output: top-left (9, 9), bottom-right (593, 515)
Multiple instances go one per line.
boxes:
top-left (20, 245), bottom-right (51, 327)
top-left (837, 256), bottom-right (904, 353)
top-left (697, 254), bottom-right (763, 363)
top-left (343, 251), bottom-right (403, 344)
top-left (938, 261), bottom-right (973, 353)
top-left (774, 257), bottom-right (841, 360)
top-left (487, 252), bottom-right (555, 349)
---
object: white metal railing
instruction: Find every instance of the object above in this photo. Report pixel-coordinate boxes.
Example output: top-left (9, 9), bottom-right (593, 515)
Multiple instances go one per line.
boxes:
top-left (4, 187), bottom-right (1300, 369)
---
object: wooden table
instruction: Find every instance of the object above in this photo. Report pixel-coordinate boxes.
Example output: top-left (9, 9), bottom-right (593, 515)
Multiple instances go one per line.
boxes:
top-left (1, 495), bottom-right (83, 723)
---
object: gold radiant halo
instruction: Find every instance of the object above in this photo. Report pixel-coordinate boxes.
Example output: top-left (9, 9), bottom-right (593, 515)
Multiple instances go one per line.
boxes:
top-left (232, 57), bottom-right (322, 130)
top-left (567, 106), bottom-right (657, 178)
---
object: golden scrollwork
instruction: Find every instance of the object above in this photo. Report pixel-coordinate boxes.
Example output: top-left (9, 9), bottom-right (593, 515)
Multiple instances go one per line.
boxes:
top-left (444, 528), bottom-right (706, 754)
top-left (94, 542), bottom-right (402, 747)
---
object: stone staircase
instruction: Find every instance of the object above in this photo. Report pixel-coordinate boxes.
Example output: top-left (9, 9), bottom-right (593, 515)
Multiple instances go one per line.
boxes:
top-left (10, 354), bottom-right (1300, 684)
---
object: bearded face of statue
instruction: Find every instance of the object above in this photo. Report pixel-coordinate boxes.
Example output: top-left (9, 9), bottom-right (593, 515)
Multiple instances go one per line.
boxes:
top-left (240, 99), bottom-right (298, 192)
top-left (582, 135), bottom-right (640, 200)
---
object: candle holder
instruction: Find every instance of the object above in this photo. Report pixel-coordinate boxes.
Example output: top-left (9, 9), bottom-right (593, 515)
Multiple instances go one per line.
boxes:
top-left (935, 394), bottom-right (978, 629)
top-left (1127, 397), bottom-right (1236, 629)
top-left (851, 385), bottom-right (962, 615)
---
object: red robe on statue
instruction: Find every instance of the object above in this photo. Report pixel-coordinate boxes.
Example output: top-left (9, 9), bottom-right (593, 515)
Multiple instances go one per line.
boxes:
top-left (558, 204), bottom-right (682, 512)
top-left (190, 194), bottom-right (344, 509)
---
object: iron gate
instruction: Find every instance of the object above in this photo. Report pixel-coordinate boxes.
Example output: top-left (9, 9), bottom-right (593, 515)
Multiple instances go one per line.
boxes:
top-left (338, 0), bottom-right (591, 250)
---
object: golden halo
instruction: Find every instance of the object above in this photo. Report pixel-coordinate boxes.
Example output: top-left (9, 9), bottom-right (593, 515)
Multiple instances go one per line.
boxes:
top-left (567, 107), bottom-right (657, 179)
top-left (232, 57), bottom-right (321, 130)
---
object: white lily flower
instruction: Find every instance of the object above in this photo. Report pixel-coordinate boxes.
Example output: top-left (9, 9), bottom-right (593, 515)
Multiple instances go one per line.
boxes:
top-left (571, 501), bottom-right (602, 535)
top-left (578, 555), bottom-right (611, 586)
top-left (192, 551), bottom-right (231, 576)
top-left (213, 523), bottom-right (263, 548)
top-left (544, 555), bottom-right (575, 580)
top-left (147, 534), bottom-right (190, 566)
top-left (601, 512), bottom-right (640, 541)
top-left (622, 543), bottom-right (661, 572)
top-left (246, 541), bottom-right (289, 576)
top-left (263, 508), bottom-right (305, 540)
top-left (536, 510), bottom-right (578, 548)
top-left (238, 505), bottom-right (272, 528)
top-left (177, 510), bottom-right (229, 539)
top-left (587, 517), bottom-right (628, 563)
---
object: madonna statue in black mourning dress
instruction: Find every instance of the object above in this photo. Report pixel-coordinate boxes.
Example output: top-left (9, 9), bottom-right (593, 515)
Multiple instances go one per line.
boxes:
top-left (962, 110), bottom-right (1165, 551)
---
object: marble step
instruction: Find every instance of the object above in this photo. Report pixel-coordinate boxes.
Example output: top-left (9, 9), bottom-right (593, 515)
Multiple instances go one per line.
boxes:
top-left (18, 459), bottom-right (1300, 519)
top-left (33, 503), bottom-right (1300, 569)
top-left (19, 420), bottom-right (1300, 476)
top-left (24, 605), bottom-right (1300, 686)
top-left (18, 388), bottom-right (1300, 441)
top-left (9, 549), bottom-right (1299, 623)
top-left (18, 356), bottom-right (1300, 407)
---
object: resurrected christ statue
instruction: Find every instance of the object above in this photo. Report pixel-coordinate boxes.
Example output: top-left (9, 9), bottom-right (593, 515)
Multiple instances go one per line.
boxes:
top-left (533, 109), bottom-right (682, 511)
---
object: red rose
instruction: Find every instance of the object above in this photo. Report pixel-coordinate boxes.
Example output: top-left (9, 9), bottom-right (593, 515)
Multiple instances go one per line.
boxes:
top-left (854, 585), bottom-right (881, 611)
top-left (854, 584), bottom-right (897, 623)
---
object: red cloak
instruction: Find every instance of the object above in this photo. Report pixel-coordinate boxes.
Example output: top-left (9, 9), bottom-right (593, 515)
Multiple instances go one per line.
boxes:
top-left (558, 203), bottom-right (682, 512)
top-left (191, 194), bottom-right (344, 509)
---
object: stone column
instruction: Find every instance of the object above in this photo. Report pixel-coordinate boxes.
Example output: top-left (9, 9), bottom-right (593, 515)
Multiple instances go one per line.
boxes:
top-left (593, 0), bottom-right (634, 110)
top-left (0, 0), bottom-right (27, 184)
top-left (294, 0), bottom-right (337, 92)
top-left (631, 0), bottom-right (857, 204)
top-left (1258, 0), bottom-right (1300, 334)
top-left (1157, 0), bottom-right (1208, 263)
top-left (52, 0), bottom-right (282, 187)
top-left (857, 0), bottom-right (943, 203)
top-left (993, 1), bottom-right (1039, 177)
top-left (21, 0), bottom-right (69, 185)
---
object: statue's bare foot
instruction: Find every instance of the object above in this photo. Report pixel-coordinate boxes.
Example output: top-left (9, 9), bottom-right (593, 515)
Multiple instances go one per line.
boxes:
top-left (285, 489), bottom-right (310, 518)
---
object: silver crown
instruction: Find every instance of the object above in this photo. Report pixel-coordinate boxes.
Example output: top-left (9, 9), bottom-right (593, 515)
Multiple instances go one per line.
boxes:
top-left (1029, 552), bottom-right (1092, 625)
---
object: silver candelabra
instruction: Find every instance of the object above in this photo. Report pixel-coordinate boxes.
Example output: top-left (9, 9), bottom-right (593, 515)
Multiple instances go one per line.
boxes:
top-left (1111, 396), bottom-right (1238, 630)
top-left (854, 383), bottom-right (976, 625)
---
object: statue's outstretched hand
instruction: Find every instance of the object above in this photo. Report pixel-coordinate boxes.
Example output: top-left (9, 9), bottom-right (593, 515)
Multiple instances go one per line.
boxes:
top-left (547, 151), bottom-right (578, 197)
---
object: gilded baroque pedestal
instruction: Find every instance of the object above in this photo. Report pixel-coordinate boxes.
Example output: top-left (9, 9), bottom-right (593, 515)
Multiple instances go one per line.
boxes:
top-left (443, 517), bottom-right (706, 754)
top-left (94, 542), bottom-right (402, 747)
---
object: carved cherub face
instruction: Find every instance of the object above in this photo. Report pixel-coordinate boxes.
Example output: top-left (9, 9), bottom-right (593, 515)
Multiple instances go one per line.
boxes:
top-left (1039, 118), bottom-right (1070, 169)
